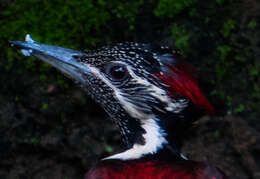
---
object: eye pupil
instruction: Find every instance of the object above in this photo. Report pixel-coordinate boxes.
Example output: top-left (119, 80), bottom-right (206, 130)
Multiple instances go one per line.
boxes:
top-left (105, 63), bottom-right (128, 81)
top-left (110, 66), bottom-right (126, 80)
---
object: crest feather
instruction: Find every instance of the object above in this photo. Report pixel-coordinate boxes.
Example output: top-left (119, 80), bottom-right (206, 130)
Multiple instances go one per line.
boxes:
top-left (156, 62), bottom-right (215, 114)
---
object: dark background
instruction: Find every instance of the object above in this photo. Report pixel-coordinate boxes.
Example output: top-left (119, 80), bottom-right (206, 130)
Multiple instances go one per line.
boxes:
top-left (0, 0), bottom-right (259, 178)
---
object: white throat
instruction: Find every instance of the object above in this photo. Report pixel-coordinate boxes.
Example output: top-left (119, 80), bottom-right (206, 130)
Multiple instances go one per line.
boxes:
top-left (103, 117), bottom-right (168, 160)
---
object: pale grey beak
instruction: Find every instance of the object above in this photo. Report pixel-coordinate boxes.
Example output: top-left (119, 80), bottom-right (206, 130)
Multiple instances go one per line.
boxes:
top-left (9, 36), bottom-right (91, 84)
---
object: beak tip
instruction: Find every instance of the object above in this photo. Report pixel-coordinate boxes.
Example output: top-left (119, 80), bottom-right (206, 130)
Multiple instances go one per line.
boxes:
top-left (8, 40), bottom-right (22, 49)
top-left (8, 40), bottom-right (15, 47)
top-left (8, 40), bottom-right (33, 56)
top-left (9, 34), bottom-right (34, 48)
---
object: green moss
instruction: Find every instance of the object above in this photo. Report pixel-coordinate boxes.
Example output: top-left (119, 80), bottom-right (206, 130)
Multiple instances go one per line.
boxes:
top-left (248, 20), bottom-right (257, 29)
top-left (234, 104), bottom-right (245, 113)
top-left (1, 0), bottom-right (259, 116)
top-left (39, 74), bottom-right (47, 81)
top-left (189, 8), bottom-right (199, 17)
top-left (235, 55), bottom-right (247, 62)
top-left (105, 145), bottom-right (113, 153)
top-left (216, 0), bottom-right (224, 5)
top-left (30, 137), bottom-right (40, 144)
top-left (214, 130), bottom-right (220, 137)
top-left (221, 19), bottom-right (236, 38)
top-left (171, 24), bottom-right (191, 53)
top-left (1, 0), bottom-right (144, 88)
top-left (109, 1), bottom-right (144, 30)
top-left (226, 96), bottom-right (232, 107)
top-left (41, 103), bottom-right (49, 111)
top-left (154, 0), bottom-right (198, 18)
top-left (250, 67), bottom-right (259, 77)
top-left (217, 45), bottom-right (232, 61)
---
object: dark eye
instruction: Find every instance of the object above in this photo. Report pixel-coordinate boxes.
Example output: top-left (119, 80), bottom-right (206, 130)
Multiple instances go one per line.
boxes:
top-left (106, 63), bottom-right (128, 81)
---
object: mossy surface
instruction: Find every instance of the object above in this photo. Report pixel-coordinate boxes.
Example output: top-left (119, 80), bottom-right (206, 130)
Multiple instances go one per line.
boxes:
top-left (0, 0), bottom-right (260, 178)
top-left (1, 0), bottom-right (259, 139)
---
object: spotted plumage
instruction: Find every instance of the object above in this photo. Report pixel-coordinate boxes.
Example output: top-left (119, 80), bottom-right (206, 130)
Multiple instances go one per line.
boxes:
top-left (72, 43), bottom-right (196, 149)
top-left (10, 36), bottom-right (227, 179)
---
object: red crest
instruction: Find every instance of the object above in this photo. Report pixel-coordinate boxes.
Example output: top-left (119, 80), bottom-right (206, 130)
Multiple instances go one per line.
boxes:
top-left (155, 62), bottom-right (215, 114)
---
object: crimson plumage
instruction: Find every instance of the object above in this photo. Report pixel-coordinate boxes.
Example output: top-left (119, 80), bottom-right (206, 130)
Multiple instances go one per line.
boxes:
top-left (10, 39), bottom-right (227, 179)
top-left (155, 64), bottom-right (215, 114)
top-left (86, 160), bottom-right (226, 179)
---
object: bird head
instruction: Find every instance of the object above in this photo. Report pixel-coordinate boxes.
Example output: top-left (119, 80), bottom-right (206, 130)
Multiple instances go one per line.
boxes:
top-left (10, 35), bottom-right (214, 159)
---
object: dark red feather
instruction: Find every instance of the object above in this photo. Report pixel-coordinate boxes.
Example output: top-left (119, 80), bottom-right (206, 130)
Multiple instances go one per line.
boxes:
top-left (85, 159), bottom-right (227, 179)
top-left (155, 62), bottom-right (215, 114)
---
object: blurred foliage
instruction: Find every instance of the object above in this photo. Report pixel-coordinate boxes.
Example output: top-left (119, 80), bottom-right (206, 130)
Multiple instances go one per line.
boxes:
top-left (154, 0), bottom-right (198, 18)
top-left (0, 0), bottom-right (144, 87)
top-left (0, 0), bottom-right (259, 116)
top-left (170, 23), bottom-right (191, 54)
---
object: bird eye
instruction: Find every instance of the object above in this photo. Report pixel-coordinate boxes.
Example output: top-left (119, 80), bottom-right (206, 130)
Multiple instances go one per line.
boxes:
top-left (106, 63), bottom-right (128, 81)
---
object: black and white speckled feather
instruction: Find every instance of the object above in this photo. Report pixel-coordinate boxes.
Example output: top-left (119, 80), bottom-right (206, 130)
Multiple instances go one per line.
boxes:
top-left (10, 38), bottom-right (212, 160)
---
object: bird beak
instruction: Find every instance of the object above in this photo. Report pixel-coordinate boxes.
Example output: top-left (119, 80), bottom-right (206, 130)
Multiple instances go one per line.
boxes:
top-left (9, 35), bottom-right (90, 84)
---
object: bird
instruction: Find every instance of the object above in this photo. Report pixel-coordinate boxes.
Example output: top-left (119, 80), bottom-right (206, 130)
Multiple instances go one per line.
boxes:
top-left (10, 34), bottom-right (227, 179)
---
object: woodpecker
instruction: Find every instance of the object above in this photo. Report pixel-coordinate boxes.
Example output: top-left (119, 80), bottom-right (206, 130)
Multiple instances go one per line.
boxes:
top-left (10, 35), bottom-right (227, 179)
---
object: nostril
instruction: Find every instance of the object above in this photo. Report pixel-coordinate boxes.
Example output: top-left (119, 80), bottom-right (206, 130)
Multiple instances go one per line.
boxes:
top-left (72, 55), bottom-right (85, 63)
top-left (72, 55), bottom-right (80, 59)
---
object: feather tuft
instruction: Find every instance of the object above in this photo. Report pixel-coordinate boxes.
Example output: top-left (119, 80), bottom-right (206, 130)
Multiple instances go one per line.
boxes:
top-left (155, 63), bottom-right (215, 114)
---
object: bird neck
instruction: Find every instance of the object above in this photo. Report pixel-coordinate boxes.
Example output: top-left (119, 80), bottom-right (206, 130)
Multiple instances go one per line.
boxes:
top-left (103, 115), bottom-right (182, 161)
